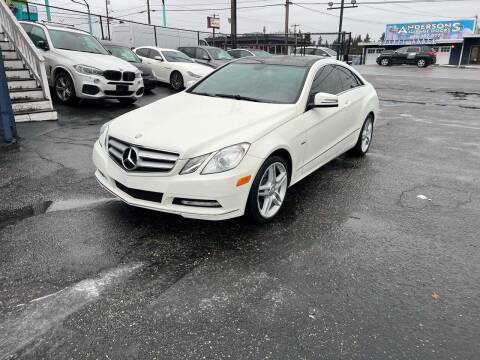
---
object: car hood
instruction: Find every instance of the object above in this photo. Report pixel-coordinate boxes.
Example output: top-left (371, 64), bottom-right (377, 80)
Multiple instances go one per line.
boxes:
top-left (173, 62), bottom-right (213, 76)
top-left (108, 92), bottom-right (298, 159)
top-left (55, 49), bottom-right (139, 72)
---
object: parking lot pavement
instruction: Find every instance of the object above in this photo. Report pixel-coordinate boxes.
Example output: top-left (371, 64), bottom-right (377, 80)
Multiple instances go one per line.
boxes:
top-left (1, 68), bottom-right (480, 359)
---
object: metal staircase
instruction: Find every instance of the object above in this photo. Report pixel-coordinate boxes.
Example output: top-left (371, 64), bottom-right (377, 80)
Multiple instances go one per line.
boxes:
top-left (0, 1), bottom-right (57, 123)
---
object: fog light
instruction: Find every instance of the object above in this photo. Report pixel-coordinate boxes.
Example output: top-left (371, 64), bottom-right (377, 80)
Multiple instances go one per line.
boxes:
top-left (173, 198), bottom-right (221, 208)
top-left (94, 78), bottom-right (100, 84)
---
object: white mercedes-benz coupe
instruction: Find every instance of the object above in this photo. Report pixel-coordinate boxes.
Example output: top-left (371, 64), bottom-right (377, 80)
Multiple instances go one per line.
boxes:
top-left (93, 56), bottom-right (379, 222)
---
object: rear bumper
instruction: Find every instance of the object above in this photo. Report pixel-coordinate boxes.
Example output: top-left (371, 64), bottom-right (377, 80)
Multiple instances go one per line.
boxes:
top-left (92, 141), bottom-right (262, 220)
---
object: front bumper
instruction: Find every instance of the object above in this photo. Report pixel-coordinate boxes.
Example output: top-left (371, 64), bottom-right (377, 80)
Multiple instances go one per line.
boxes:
top-left (92, 141), bottom-right (262, 220)
top-left (73, 72), bottom-right (144, 100)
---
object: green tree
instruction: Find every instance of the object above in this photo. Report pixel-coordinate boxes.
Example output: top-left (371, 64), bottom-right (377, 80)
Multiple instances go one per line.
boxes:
top-left (379, 32), bottom-right (385, 42)
top-left (364, 33), bottom-right (371, 43)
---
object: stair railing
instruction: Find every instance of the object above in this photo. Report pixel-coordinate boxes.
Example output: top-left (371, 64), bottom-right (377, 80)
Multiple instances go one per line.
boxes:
top-left (0, 0), bottom-right (53, 105)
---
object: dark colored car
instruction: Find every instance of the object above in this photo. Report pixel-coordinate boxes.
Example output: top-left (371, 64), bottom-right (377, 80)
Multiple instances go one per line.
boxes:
top-left (101, 42), bottom-right (157, 90)
top-left (177, 46), bottom-right (233, 68)
top-left (377, 46), bottom-right (436, 68)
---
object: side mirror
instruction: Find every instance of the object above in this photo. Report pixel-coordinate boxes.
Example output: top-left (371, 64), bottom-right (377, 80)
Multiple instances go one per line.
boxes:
top-left (313, 92), bottom-right (338, 108)
top-left (36, 40), bottom-right (49, 50)
top-left (154, 56), bottom-right (163, 62)
top-left (202, 55), bottom-right (210, 61)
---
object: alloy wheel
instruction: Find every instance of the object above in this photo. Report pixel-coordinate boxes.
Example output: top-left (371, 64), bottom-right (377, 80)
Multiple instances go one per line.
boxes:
top-left (56, 76), bottom-right (72, 102)
top-left (171, 72), bottom-right (183, 91)
top-left (257, 162), bottom-right (288, 219)
top-left (381, 58), bottom-right (389, 66)
top-left (417, 59), bottom-right (426, 67)
top-left (361, 118), bottom-right (373, 153)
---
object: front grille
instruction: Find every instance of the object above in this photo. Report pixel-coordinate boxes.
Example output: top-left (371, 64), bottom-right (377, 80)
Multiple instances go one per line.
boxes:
top-left (108, 136), bottom-right (179, 173)
top-left (123, 72), bottom-right (135, 81)
top-left (115, 181), bottom-right (163, 203)
top-left (103, 70), bottom-right (121, 81)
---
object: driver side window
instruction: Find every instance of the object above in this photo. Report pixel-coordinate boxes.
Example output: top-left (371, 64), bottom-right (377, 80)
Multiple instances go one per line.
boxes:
top-left (30, 26), bottom-right (47, 47)
top-left (196, 48), bottom-right (209, 60)
top-left (149, 49), bottom-right (160, 59)
top-left (308, 65), bottom-right (341, 103)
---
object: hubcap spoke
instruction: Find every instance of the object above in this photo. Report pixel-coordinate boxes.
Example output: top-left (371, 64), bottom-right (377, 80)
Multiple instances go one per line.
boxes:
top-left (257, 162), bottom-right (288, 219)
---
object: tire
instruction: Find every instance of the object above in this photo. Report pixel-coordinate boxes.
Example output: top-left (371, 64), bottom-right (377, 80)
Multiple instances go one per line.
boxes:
top-left (118, 98), bottom-right (137, 105)
top-left (246, 156), bottom-right (290, 223)
top-left (379, 58), bottom-right (390, 66)
top-left (170, 71), bottom-right (184, 91)
top-left (54, 71), bottom-right (77, 105)
top-left (349, 115), bottom-right (374, 157)
top-left (417, 58), bottom-right (427, 68)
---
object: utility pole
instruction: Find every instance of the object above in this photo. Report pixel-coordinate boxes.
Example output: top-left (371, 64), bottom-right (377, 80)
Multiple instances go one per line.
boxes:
top-left (284, 0), bottom-right (290, 54)
top-left (292, 24), bottom-right (299, 54)
top-left (147, 0), bottom-right (151, 25)
top-left (327, 0), bottom-right (357, 60)
top-left (212, 13), bottom-right (218, 47)
top-left (105, 0), bottom-right (111, 40)
top-left (231, 0), bottom-right (237, 48)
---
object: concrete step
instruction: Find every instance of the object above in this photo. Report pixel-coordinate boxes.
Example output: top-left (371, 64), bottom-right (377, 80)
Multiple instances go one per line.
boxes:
top-left (0, 41), bottom-right (14, 51)
top-left (3, 59), bottom-right (24, 70)
top-left (11, 99), bottom-right (52, 113)
top-left (15, 109), bottom-right (58, 123)
top-left (7, 79), bottom-right (38, 90)
top-left (9, 88), bottom-right (44, 101)
top-left (1, 50), bottom-right (19, 60)
top-left (6, 69), bottom-right (32, 80)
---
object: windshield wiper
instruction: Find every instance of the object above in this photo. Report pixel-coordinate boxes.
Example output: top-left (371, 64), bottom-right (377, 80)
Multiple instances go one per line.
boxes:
top-left (213, 94), bottom-right (261, 102)
top-left (193, 92), bottom-right (216, 97)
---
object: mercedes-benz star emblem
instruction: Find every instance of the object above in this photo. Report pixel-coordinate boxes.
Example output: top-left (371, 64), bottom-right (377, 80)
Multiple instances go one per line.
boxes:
top-left (122, 147), bottom-right (138, 170)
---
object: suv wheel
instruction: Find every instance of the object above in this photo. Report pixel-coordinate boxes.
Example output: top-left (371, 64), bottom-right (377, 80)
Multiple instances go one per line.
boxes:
top-left (246, 156), bottom-right (289, 223)
top-left (54, 71), bottom-right (77, 105)
top-left (417, 58), bottom-right (427, 68)
top-left (380, 58), bottom-right (390, 66)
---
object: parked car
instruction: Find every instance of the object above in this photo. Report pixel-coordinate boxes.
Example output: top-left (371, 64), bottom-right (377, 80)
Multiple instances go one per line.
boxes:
top-left (93, 56), bottom-right (379, 222)
top-left (376, 46), bottom-right (436, 67)
top-left (300, 46), bottom-right (338, 57)
top-left (133, 47), bottom-right (213, 91)
top-left (227, 48), bottom-right (271, 59)
top-left (177, 46), bottom-right (234, 68)
top-left (101, 41), bottom-right (157, 91)
top-left (19, 21), bottom-right (144, 105)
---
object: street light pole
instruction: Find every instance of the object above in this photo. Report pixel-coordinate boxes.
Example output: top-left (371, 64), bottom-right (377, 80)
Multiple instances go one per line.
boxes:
top-left (284, 0), bottom-right (290, 54)
top-left (105, 0), bottom-right (111, 40)
top-left (231, 0), bottom-right (237, 48)
top-left (327, 0), bottom-right (358, 60)
top-left (147, 0), bottom-right (151, 25)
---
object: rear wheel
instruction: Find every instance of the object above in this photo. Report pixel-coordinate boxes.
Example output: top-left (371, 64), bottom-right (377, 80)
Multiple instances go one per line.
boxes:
top-left (349, 115), bottom-right (374, 157)
top-left (417, 58), bottom-right (427, 68)
top-left (54, 71), bottom-right (77, 105)
top-left (246, 156), bottom-right (289, 223)
top-left (170, 71), bottom-right (184, 91)
top-left (379, 58), bottom-right (390, 66)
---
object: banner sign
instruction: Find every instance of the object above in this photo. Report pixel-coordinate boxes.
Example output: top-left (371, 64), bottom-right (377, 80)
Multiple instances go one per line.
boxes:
top-left (385, 20), bottom-right (476, 45)
top-left (207, 16), bottom-right (220, 29)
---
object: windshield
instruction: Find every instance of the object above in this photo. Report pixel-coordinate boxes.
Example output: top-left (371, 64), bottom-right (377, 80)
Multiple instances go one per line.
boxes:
top-left (190, 61), bottom-right (308, 104)
top-left (49, 29), bottom-right (108, 54)
top-left (162, 50), bottom-right (193, 62)
top-left (250, 49), bottom-right (270, 57)
top-left (323, 48), bottom-right (337, 56)
top-left (208, 48), bottom-right (233, 60)
top-left (106, 46), bottom-right (140, 62)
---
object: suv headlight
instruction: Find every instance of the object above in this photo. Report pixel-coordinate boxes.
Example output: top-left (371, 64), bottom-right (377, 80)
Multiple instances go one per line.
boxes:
top-left (73, 64), bottom-right (103, 76)
top-left (202, 143), bottom-right (250, 175)
top-left (187, 71), bottom-right (202, 78)
top-left (98, 122), bottom-right (110, 148)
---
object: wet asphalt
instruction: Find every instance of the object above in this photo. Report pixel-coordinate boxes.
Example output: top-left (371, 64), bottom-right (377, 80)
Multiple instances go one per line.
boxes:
top-left (1, 66), bottom-right (480, 359)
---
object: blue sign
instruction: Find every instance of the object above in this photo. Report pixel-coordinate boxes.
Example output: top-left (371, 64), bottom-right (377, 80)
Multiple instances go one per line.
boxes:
top-left (385, 20), bottom-right (476, 45)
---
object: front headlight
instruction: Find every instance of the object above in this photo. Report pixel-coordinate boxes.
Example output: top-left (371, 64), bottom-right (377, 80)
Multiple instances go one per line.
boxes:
top-left (180, 153), bottom-right (210, 175)
top-left (98, 122), bottom-right (110, 148)
top-left (202, 143), bottom-right (250, 175)
top-left (187, 71), bottom-right (202, 78)
top-left (73, 64), bottom-right (103, 76)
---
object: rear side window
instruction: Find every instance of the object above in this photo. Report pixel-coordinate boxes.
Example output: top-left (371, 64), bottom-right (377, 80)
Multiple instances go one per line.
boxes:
top-left (407, 47), bottom-right (420, 52)
top-left (136, 48), bottom-right (150, 57)
top-left (309, 64), bottom-right (341, 97)
top-left (21, 23), bottom-right (33, 34)
top-left (229, 50), bottom-right (241, 58)
top-left (196, 48), bottom-right (209, 60)
top-left (240, 50), bottom-right (252, 57)
top-left (336, 66), bottom-right (362, 92)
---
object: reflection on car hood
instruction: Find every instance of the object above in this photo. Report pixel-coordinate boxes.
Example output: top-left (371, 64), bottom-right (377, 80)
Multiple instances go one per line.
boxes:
top-left (173, 62), bottom-right (213, 75)
top-left (55, 49), bottom-right (139, 72)
top-left (108, 92), bottom-right (298, 158)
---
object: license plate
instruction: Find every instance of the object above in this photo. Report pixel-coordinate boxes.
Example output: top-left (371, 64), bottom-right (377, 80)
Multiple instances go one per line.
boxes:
top-left (116, 85), bottom-right (129, 94)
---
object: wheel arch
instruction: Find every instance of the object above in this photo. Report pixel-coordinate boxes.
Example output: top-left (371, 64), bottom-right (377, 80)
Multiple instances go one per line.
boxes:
top-left (265, 148), bottom-right (293, 184)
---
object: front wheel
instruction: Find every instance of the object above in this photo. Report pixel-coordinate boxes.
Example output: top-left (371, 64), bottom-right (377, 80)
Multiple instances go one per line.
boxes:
top-left (246, 156), bottom-right (289, 223)
top-left (54, 71), bottom-right (77, 105)
top-left (349, 115), bottom-right (374, 157)
top-left (379, 58), bottom-right (390, 66)
top-left (417, 58), bottom-right (427, 68)
top-left (170, 71), bottom-right (184, 91)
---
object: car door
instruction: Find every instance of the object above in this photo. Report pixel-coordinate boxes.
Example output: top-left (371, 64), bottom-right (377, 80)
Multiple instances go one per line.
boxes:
top-left (148, 48), bottom-right (169, 82)
top-left (392, 46), bottom-right (408, 64)
top-left (406, 47), bottom-right (420, 64)
top-left (300, 64), bottom-right (353, 174)
top-left (28, 25), bottom-right (54, 81)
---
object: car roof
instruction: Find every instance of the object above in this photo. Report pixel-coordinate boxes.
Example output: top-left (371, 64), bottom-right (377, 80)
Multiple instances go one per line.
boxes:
top-left (19, 21), bottom-right (89, 34)
top-left (234, 55), bottom-right (326, 67)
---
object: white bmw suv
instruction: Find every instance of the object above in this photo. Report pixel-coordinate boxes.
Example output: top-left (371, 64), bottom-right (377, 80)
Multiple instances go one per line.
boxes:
top-left (19, 21), bottom-right (144, 105)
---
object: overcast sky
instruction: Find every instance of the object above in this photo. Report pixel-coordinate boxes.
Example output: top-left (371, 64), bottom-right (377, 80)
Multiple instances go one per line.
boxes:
top-left (48, 0), bottom-right (479, 41)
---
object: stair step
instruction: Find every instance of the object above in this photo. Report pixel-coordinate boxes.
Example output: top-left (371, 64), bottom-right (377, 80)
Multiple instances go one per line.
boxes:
top-left (0, 41), bottom-right (14, 51)
top-left (11, 99), bottom-right (52, 113)
top-left (1, 51), bottom-right (19, 60)
top-left (8, 79), bottom-right (38, 90)
top-left (15, 110), bottom-right (58, 123)
top-left (9, 89), bottom-right (44, 101)
top-left (3, 59), bottom-right (24, 69)
top-left (6, 69), bottom-right (32, 80)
